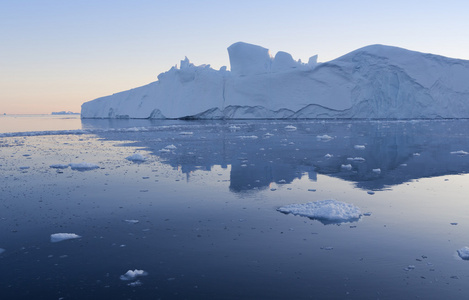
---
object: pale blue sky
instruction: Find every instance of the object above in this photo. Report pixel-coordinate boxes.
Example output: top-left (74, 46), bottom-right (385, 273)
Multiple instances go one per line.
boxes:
top-left (1, 0), bottom-right (468, 114)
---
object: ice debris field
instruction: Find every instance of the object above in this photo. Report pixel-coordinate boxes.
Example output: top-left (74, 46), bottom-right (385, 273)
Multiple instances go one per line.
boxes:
top-left (81, 42), bottom-right (469, 120)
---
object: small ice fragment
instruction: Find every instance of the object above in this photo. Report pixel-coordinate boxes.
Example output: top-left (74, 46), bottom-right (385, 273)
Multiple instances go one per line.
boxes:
top-left (229, 125), bottom-right (240, 130)
top-left (120, 269), bottom-right (148, 281)
top-left (450, 222), bottom-right (458, 225)
top-left (413, 153), bottom-right (420, 156)
top-left (403, 265), bottom-right (416, 271)
top-left (264, 133), bottom-right (274, 137)
top-left (278, 200), bottom-right (361, 224)
top-left (372, 168), bottom-right (381, 173)
top-left (179, 132), bottom-right (193, 135)
top-left (69, 162), bottom-right (99, 171)
top-left (367, 191), bottom-right (375, 195)
top-left (127, 280), bottom-right (143, 287)
top-left (165, 144), bottom-right (177, 150)
top-left (323, 247), bottom-right (334, 250)
top-left (450, 150), bottom-right (469, 155)
top-left (324, 153), bottom-right (333, 158)
top-left (317, 135), bottom-right (333, 141)
top-left (126, 153), bottom-right (147, 162)
top-left (124, 220), bottom-right (139, 224)
top-left (50, 164), bottom-right (69, 169)
top-left (457, 247), bottom-right (469, 260)
top-left (285, 125), bottom-right (297, 131)
top-left (347, 157), bottom-right (365, 162)
top-left (341, 164), bottom-right (352, 170)
top-left (238, 135), bottom-right (258, 139)
top-left (159, 149), bottom-right (171, 153)
top-left (19, 166), bottom-right (30, 170)
top-left (363, 212), bottom-right (372, 216)
top-left (354, 145), bottom-right (365, 150)
top-left (400, 163), bottom-right (407, 167)
top-left (308, 189), bottom-right (316, 192)
top-left (50, 233), bottom-right (81, 243)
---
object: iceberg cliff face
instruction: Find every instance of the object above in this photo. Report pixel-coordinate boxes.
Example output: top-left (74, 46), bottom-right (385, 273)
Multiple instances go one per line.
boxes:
top-left (81, 42), bottom-right (469, 119)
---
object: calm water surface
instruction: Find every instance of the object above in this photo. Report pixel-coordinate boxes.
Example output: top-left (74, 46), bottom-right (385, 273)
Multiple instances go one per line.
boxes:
top-left (1, 116), bottom-right (469, 299)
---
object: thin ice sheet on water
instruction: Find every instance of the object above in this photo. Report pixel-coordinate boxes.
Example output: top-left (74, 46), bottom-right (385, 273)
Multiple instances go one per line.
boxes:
top-left (278, 199), bottom-right (362, 224)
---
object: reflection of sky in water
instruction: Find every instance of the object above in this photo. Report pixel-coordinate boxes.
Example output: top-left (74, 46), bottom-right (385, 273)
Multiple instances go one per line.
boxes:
top-left (1, 119), bottom-right (469, 298)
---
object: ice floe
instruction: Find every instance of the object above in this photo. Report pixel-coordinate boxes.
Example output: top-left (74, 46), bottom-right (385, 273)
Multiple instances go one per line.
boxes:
top-left (124, 219), bottom-right (139, 224)
top-left (457, 247), bottom-right (469, 260)
top-left (372, 168), bottom-right (381, 173)
top-left (165, 144), bottom-right (177, 150)
top-left (50, 233), bottom-right (82, 243)
top-left (354, 145), bottom-right (366, 150)
top-left (285, 125), bottom-right (297, 131)
top-left (278, 199), bottom-right (362, 224)
top-left (120, 269), bottom-right (148, 281)
top-left (317, 134), bottom-right (333, 141)
top-left (125, 153), bottom-right (147, 162)
top-left (69, 162), bottom-right (99, 171)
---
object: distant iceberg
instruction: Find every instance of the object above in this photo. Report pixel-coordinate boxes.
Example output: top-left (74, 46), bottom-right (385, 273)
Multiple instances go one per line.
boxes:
top-left (81, 42), bottom-right (469, 119)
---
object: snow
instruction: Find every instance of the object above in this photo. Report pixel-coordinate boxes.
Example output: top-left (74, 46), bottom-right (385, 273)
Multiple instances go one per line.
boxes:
top-left (81, 42), bottom-right (469, 120)
top-left (126, 153), bottom-right (147, 162)
top-left (69, 162), bottom-right (99, 171)
top-left (457, 247), bottom-right (469, 260)
top-left (120, 269), bottom-right (148, 281)
top-left (278, 200), bottom-right (362, 224)
top-left (50, 233), bottom-right (81, 243)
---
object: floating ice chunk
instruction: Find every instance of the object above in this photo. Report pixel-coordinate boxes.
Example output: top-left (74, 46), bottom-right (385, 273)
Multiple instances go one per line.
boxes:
top-left (403, 265), bottom-right (416, 271)
top-left (124, 219), bottom-right (139, 224)
top-left (50, 233), bottom-right (82, 243)
top-left (165, 144), bottom-right (177, 150)
top-left (413, 153), bottom-right (420, 156)
top-left (19, 166), bottom-right (30, 170)
top-left (324, 153), bottom-right (333, 158)
top-left (341, 164), bottom-right (352, 170)
top-left (126, 153), bottom-right (147, 162)
top-left (285, 125), bottom-right (297, 131)
top-left (457, 247), bottom-right (469, 260)
top-left (450, 150), bottom-right (469, 156)
top-left (354, 145), bottom-right (366, 150)
top-left (69, 162), bottom-right (99, 171)
top-left (127, 280), bottom-right (143, 287)
top-left (50, 164), bottom-right (69, 169)
top-left (238, 135), bottom-right (258, 139)
top-left (229, 125), bottom-right (240, 130)
top-left (317, 135), bottom-right (333, 141)
top-left (179, 132), bottom-right (193, 135)
top-left (159, 149), bottom-right (171, 153)
top-left (372, 168), bottom-right (381, 173)
top-left (278, 199), bottom-right (362, 224)
top-left (347, 157), bottom-right (365, 162)
top-left (120, 269), bottom-right (148, 281)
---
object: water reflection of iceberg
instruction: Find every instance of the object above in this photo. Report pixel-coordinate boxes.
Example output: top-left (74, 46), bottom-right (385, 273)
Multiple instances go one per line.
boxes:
top-left (82, 119), bottom-right (469, 192)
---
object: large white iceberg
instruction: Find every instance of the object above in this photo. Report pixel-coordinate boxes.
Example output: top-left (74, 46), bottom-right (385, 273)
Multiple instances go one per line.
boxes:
top-left (81, 42), bottom-right (469, 119)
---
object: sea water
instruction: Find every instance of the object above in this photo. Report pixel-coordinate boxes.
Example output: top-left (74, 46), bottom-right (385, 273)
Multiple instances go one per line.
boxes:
top-left (1, 116), bottom-right (469, 299)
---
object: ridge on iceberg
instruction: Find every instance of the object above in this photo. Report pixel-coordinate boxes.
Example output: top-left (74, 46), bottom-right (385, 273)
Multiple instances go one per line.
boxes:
top-left (81, 42), bottom-right (469, 119)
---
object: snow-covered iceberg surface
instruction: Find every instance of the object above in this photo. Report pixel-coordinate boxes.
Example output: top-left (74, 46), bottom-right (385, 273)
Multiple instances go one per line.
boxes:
top-left (81, 42), bottom-right (469, 120)
top-left (277, 200), bottom-right (362, 224)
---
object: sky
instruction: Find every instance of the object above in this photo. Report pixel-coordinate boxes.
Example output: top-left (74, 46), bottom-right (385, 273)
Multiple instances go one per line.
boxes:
top-left (1, 0), bottom-right (469, 114)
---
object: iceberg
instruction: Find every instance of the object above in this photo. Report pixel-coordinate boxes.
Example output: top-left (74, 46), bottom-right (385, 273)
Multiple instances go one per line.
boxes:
top-left (120, 269), bottom-right (148, 281)
top-left (81, 42), bottom-right (469, 120)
